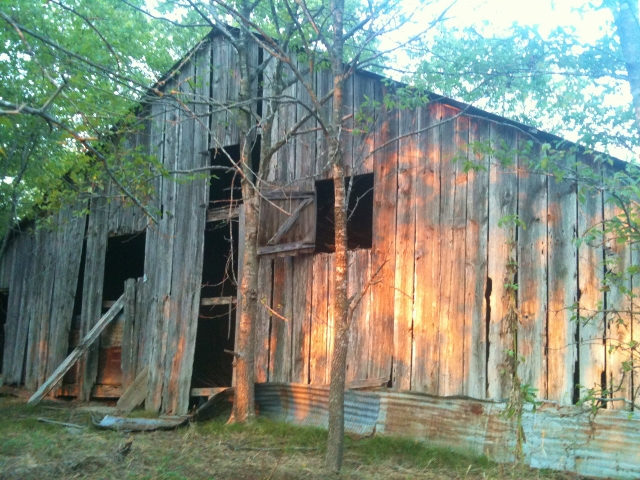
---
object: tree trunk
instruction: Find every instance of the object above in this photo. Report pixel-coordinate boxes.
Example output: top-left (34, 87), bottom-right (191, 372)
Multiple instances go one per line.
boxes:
top-left (232, 24), bottom-right (257, 423)
top-left (326, 0), bottom-right (348, 472)
top-left (611, 0), bottom-right (640, 135)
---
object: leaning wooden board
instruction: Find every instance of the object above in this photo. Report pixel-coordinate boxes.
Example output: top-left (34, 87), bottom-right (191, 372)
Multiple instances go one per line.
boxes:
top-left (28, 295), bottom-right (125, 406)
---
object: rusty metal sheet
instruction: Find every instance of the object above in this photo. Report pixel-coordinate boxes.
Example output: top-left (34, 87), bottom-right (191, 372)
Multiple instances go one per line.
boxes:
top-left (255, 383), bottom-right (380, 436)
top-left (523, 405), bottom-right (640, 479)
top-left (376, 390), bottom-right (513, 461)
top-left (246, 383), bottom-right (640, 479)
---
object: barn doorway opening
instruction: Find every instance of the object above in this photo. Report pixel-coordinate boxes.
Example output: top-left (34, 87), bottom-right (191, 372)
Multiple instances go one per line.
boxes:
top-left (0, 291), bottom-right (8, 375)
top-left (191, 145), bottom-right (242, 393)
top-left (102, 232), bottom-right (146, 303)
top-left (97, 232), bottom-right (146, 390)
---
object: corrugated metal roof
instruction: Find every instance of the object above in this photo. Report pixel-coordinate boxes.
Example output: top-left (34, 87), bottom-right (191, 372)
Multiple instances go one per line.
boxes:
top-left (250, 383), bottom-right (640, 479)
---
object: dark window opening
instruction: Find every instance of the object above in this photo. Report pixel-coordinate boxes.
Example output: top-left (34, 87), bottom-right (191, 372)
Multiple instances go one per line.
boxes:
top-left (210, 145), bottom-right (242, 210)
top-left (201, 221), bottom-right (239, 299)
top-left (102, 232), bottom-right (146, 302)
top-left (0, 291), bottom-right (8, 374)
top-left (191, 305), bottom-right (236, 388)
top-left (315, 173), bottom-right (374, 253)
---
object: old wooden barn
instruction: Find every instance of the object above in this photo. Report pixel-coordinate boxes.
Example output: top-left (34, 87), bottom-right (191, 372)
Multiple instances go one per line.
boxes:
top-left (0, 29), bottom-right (636, 429)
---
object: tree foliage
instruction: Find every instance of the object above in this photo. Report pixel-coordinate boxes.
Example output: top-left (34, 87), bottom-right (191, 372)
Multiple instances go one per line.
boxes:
top-left (0, 0), bottom-right (205, 232)
top-left (410, 3), bottom-right (637, 159)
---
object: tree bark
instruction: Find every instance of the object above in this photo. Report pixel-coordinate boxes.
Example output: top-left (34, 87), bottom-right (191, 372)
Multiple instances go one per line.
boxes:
top-left (326, 0), bottom-right (349, 472)
top-left (611, 0), bottom-right (640, 135)
top-left (233, 23), bottom-right (258, 423)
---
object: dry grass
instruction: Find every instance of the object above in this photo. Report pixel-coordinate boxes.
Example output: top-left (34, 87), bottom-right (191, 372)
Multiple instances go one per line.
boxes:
top-left (0, 395), bottom-right (585, 479)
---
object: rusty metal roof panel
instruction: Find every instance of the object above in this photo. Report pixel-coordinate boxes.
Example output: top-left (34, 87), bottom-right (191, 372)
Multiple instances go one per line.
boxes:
top-left (523, 405), bottom-right (640, 479)
top-left (375, 390), bottom-right (515, 462)
top-left (251, 383), bottom-right (640, 478)
top-left (255, 382), bottom-right (379, 435)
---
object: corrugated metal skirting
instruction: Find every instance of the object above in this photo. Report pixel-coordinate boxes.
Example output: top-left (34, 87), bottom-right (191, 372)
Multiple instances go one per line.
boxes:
top-left (254, 383), bottom-right (640, 479)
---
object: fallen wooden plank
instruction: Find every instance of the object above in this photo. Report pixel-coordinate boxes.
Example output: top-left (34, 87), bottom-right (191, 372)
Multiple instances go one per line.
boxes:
top-left (93, 414), bottom-right (190, 432)
top-left (116, 366), bottom-right (149, 413)
top-left (27, 295), bottom-right (125, 406)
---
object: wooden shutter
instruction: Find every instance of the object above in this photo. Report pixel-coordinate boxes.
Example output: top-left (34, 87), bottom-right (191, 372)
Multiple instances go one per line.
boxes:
top-left (257, 190), bottom-right (316, 257)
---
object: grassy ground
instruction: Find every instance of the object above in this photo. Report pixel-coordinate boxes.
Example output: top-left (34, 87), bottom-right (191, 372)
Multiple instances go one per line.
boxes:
top-left (0, 394), bottom-right (584, 480)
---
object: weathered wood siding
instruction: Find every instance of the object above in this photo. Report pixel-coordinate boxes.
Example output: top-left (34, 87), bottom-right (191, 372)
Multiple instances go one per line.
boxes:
top-left (2, 32), bottom-right (634, 415)
top-left (1, 208), bottom-right (86, 389)
top-left (249, 67), bottom-right (629, 407)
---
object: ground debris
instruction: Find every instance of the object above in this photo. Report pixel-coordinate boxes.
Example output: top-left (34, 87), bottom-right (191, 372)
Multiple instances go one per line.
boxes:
top-left (92, 414), bottom-right (190, 432)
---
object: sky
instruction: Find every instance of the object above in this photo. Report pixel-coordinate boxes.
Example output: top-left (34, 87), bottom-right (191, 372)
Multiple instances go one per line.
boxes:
top-left (445, 0), bottom-right (611, 41)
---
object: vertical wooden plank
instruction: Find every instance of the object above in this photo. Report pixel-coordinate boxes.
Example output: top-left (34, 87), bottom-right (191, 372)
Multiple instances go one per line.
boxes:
top-left (315, 68), bottom-right (333, 178)
top-left (577, 161), bottom-right (606, 401)
top-left (326, 254), bottom-right (335, 381)
top-left (393, 106), bottom-right (418, 390)
top-left (25, 228), bottom-right (48, 391)
top-left (162, 67), bottom-right (192, 413)
top-left (370, 80), bottom-right (397, 383)
top-left (516, 136), bottom-right (548, 399)
top-left (603, 193), bottom-right (633, 409)
top-left (352, 74), bottom-right (375, 175)
top-left (225, 40), bottom-right (240, 146)
top-left (77, 194), bottom-right (109, 401)
top-left (255, 258), bottom-right (272, 383)
top-left (310, 253), bottom-right (329, 383)
top-left (6, 234), bottom-right (34, 384)
top-left (1, 236), bottom-right (20, 380)
top-left (140, 96), bottom-right (165, 404)
top-left (47, 207), bottom-right (86, 386)
top-left (291, 255), bottom-right (313, 383)
top-left (346, 249), bottom-right (370, 381)
top-left (411, 102), bottom-right (441, 393)
top-left (121, 278), bottom-right (137, 390)
top-left (147, 83), bottom-right (177, 411)
top-left (269, 257), bottom-right (293, 382)
top-left (36, 226), bottom-right (58, 388)
top-left (486, 123), bottom-right (518, 401)
top-left (29, 225), bottom-right (59, 389)
top-left (463, 117), bottom-right (490, 399)
top-left (547, 162), bottom-right (578, 404)
top-left (134, 277), bottom-right (147, 377)
top-left (341, 72), bottom-right (354, 176)
top-left (295, 57), bottom-right (316, 190)
top-left (437, 106), bottom-right (468, 396)
top-left (279, 62), bottom-right (297, 185)
top-left (162, 59), bottom-right (209, 415)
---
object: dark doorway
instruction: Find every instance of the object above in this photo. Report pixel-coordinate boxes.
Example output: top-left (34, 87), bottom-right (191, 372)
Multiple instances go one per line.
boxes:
top-left (0, 291), bottom-right (8, 375)
top-left (191, 305), bottom-right (236, 387)
top-left (102, 232), bottom-right (146, 302)
top-left (191, 146), bottom-right (242, 390)
top-left (97, 232), bottom-right (146, 390)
